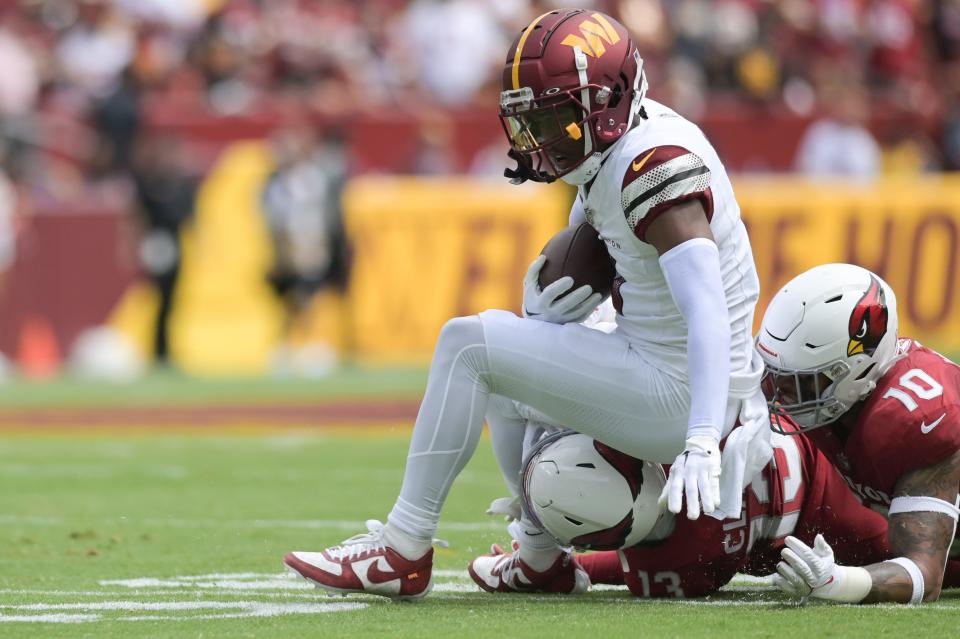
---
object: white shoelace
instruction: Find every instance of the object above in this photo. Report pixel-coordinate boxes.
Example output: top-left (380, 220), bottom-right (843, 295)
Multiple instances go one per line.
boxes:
top-left (326, 520), bottom-right (449, 561)
top-left (496, 552), bottom-right (532, 586)
top-left (326, 520), bottom-right (388, 561)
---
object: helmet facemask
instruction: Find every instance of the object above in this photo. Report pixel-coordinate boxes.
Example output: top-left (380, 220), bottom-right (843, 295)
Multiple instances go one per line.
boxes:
top-left (761, 358), bottom-right (853, 433)
top-left (500, 86), bottom-right (601, 184)
top-left (500, 45), bottom-right (647, 186)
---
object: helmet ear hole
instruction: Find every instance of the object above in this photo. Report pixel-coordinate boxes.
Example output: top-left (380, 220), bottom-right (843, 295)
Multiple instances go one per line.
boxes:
top-left (854, 362), bottom-right (877, 381)
top-left (608, 83), bottom-right (624, 110)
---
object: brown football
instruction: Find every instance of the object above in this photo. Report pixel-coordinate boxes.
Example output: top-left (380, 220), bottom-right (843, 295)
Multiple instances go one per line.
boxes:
top-left (538, 222), bottom-right (616, 298)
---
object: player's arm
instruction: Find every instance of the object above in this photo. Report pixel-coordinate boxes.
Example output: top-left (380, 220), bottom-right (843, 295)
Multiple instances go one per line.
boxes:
top-left (646, 201), bottom-right (731, 519)
top-left (619, 146), bottom-right (729, 519)
top-left (776, 449), bottom-right (960, 604)
top-left (860, 449), bottom-right (960, 603)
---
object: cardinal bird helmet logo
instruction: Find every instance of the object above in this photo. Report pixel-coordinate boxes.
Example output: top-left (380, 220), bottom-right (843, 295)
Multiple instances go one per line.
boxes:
top-left (847, 276), bottom-right (889, 357)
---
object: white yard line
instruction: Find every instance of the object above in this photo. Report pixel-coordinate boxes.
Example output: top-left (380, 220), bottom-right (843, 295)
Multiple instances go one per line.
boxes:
top-left (2, 569), bottom-right (958, 625)
top-left (0, 513), bottom-right (502, 532)
top-left (0, 613), bottom-right (99, 623)
top-left (0, 601), bottom-right (366, 623)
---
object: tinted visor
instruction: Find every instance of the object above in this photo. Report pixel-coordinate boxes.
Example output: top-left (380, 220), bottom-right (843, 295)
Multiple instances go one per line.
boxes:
top-left (502, 99), bottom-right (588, 173)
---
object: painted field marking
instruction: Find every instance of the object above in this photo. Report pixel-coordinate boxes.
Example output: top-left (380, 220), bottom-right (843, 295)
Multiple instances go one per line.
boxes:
top-left (4, 569), bottom-right (959, 624)
top-left (0, 601), bottom-right (366, 623)
top-left (0, 513), bottom-right (502, 532)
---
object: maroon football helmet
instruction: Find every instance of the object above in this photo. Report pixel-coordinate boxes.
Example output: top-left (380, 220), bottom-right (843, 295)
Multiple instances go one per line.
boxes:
top-left (500, 9), bottom-right (647, 185)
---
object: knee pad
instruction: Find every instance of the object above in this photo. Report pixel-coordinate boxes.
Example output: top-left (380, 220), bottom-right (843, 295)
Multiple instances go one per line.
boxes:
top-left (437, 315), bottom-right (486, 353)
top-left (434, 316), bottom-right (488, 381)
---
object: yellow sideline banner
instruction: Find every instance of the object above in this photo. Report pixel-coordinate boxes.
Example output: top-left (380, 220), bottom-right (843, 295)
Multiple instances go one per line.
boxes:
top-left (345, 176), bottom-right (960, 363)
top-left (738, 177), bottom-right (960, 352)
top-left (343, 178), bottom-right (569, 362)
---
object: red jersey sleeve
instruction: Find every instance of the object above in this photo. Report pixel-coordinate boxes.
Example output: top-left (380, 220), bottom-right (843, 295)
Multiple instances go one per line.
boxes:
top-left (620, 145), bottom-right (713, 242)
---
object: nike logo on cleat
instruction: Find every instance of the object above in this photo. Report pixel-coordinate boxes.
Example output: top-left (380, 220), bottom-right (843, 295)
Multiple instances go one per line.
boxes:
top-left (353, 556), bottom-right (402, 594)
top-left (921, 413), bottom-right (946, 434)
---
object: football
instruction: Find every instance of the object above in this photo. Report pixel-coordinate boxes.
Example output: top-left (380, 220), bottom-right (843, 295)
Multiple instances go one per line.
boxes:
top-left (538, 222), bottom-right (616, 298)
top-left (521, 432), bottom-right (666, 551)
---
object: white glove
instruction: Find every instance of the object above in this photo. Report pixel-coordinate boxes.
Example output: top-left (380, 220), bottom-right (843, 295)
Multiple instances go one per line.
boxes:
top-left (485, 496), bottom-right (522, 522)
top-left (659, 435), bottom-right (721, 519)
top-left (709, 391), bottom-right (773, 520)
top-left (774, 534), bottom-right (872, 603)
top-left (522, 255), bottom-right (603, 324)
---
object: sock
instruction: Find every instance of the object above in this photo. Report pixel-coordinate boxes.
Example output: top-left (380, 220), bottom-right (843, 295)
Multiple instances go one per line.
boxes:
top-left (509, 519), bottom-right (563, 572)
top-left (383, 520), bottom-right (432, 560)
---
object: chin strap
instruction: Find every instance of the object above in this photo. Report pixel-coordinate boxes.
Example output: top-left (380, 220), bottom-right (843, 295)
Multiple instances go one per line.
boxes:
top-left (504, 148), bottom-right (555, 185)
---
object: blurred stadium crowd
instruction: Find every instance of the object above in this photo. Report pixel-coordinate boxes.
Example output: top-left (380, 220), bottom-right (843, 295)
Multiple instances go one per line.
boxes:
top-left (0, 0), bottom-right (958, 375)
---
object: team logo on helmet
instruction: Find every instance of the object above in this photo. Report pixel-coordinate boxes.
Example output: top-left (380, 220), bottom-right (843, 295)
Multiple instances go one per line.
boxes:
top-left (847, 276), bottom-right (888, 357)
top-left (560, 13), bottom-right (620, 58)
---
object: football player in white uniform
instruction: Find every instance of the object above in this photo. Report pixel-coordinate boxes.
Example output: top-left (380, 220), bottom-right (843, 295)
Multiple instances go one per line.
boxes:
top-left (283, 8), bottom-right (769, 600)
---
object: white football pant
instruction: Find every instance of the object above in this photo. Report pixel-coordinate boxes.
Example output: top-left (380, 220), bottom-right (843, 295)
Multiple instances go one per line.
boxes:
top-left (387, 310), bottom-right (739, 542)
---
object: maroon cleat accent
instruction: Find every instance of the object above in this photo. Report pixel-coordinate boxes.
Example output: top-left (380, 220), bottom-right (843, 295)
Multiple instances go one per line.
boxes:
top-left (284, 523), bottom-right (434, 601)
top-left (468, 544), bottom-right (590, 594)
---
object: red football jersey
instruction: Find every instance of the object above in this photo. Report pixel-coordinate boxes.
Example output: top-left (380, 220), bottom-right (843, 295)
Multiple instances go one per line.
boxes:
top-left (806, 339), bottom-right (960, 514)
top-left (577, 429), bottom-right (889, 597)
top-left (745, 431), bottom-right (889, 576)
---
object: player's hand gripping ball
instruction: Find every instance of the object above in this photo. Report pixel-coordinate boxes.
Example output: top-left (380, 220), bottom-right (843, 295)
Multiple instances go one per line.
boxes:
top-left (522, 223), bottom-right (615, 324)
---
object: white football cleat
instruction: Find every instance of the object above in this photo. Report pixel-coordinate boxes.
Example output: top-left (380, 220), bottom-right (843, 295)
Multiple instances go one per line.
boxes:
top-left (284, 520), bottom-right (434, 601)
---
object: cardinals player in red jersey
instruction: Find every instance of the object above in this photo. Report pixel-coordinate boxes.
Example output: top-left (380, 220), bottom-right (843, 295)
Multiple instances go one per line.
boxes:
top-left (475, 422), bottom-right (888, 598)
top-left (756, 263), bottom-right (960, 604)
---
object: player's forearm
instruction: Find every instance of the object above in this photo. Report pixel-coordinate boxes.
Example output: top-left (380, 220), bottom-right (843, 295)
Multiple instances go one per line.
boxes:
top-left (684, 307), bottom-right (730, 440)
top-left (862, 562), bottom-right (918, 603)
top-left (659, 238), bottom-right (730, 440)
top-left (843, 510), bottom-right (953, 604)
top-left (864, 455), bottom-right (960, 604)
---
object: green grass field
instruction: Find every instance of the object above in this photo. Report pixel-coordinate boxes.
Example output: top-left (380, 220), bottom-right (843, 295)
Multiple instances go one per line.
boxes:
top-left (1, 370), bottom-right (960, 638)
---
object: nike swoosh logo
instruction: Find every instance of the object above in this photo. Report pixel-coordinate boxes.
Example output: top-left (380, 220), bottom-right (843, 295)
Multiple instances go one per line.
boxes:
top-left (921, 413), bottom-right (947, 434)
top-left (353, 556), bottom-right (402, 594)
top-left (631, 148), bottom-right (657, 173)
top-left (365, 556), bottom-right (404, 584)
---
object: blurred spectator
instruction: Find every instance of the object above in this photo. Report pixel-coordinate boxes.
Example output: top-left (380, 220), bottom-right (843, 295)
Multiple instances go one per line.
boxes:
top-left (131, 135), bottom-right (197, 364)
top-left (795, 82), bottom-right (881, 180)
top-left (0, 161), bottom-right (17, 283)
top-left (397, 0), bottom-right (507, 106)
top-left (92, 66), bottom-right (141, 175)
top-left (0, 0), bottom-right (954, 183)
top-left (409, 112), bottom-right (457, 175)
top-left (263, 123), bottom-right (350, 375)
top-left (55, 1), bottom-right (135, 99)
top-left (0, 24), bottom-right (39, 117)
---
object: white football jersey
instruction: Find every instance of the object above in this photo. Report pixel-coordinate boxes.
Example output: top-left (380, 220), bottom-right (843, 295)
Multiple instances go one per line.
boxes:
top-left (573, 98), bottom-right (759, 381)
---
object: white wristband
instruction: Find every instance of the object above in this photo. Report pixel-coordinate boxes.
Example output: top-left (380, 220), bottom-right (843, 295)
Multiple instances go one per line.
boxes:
top-left (816, 565), bottom-right (872, 603)
top-left (886, 557), bottom-right (925, 604)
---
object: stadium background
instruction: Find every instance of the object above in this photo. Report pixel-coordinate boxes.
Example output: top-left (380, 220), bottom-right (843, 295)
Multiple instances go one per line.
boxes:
top-left (0, 0), bottom-right (959, 376)
top-left (1, 0), bottom-right (960, 633)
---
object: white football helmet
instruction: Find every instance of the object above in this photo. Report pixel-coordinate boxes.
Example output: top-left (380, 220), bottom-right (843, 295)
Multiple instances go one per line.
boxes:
top-left (756, 263), bottom-right (899, 433)
top-left (520, 431), bottom-right (666, 550)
